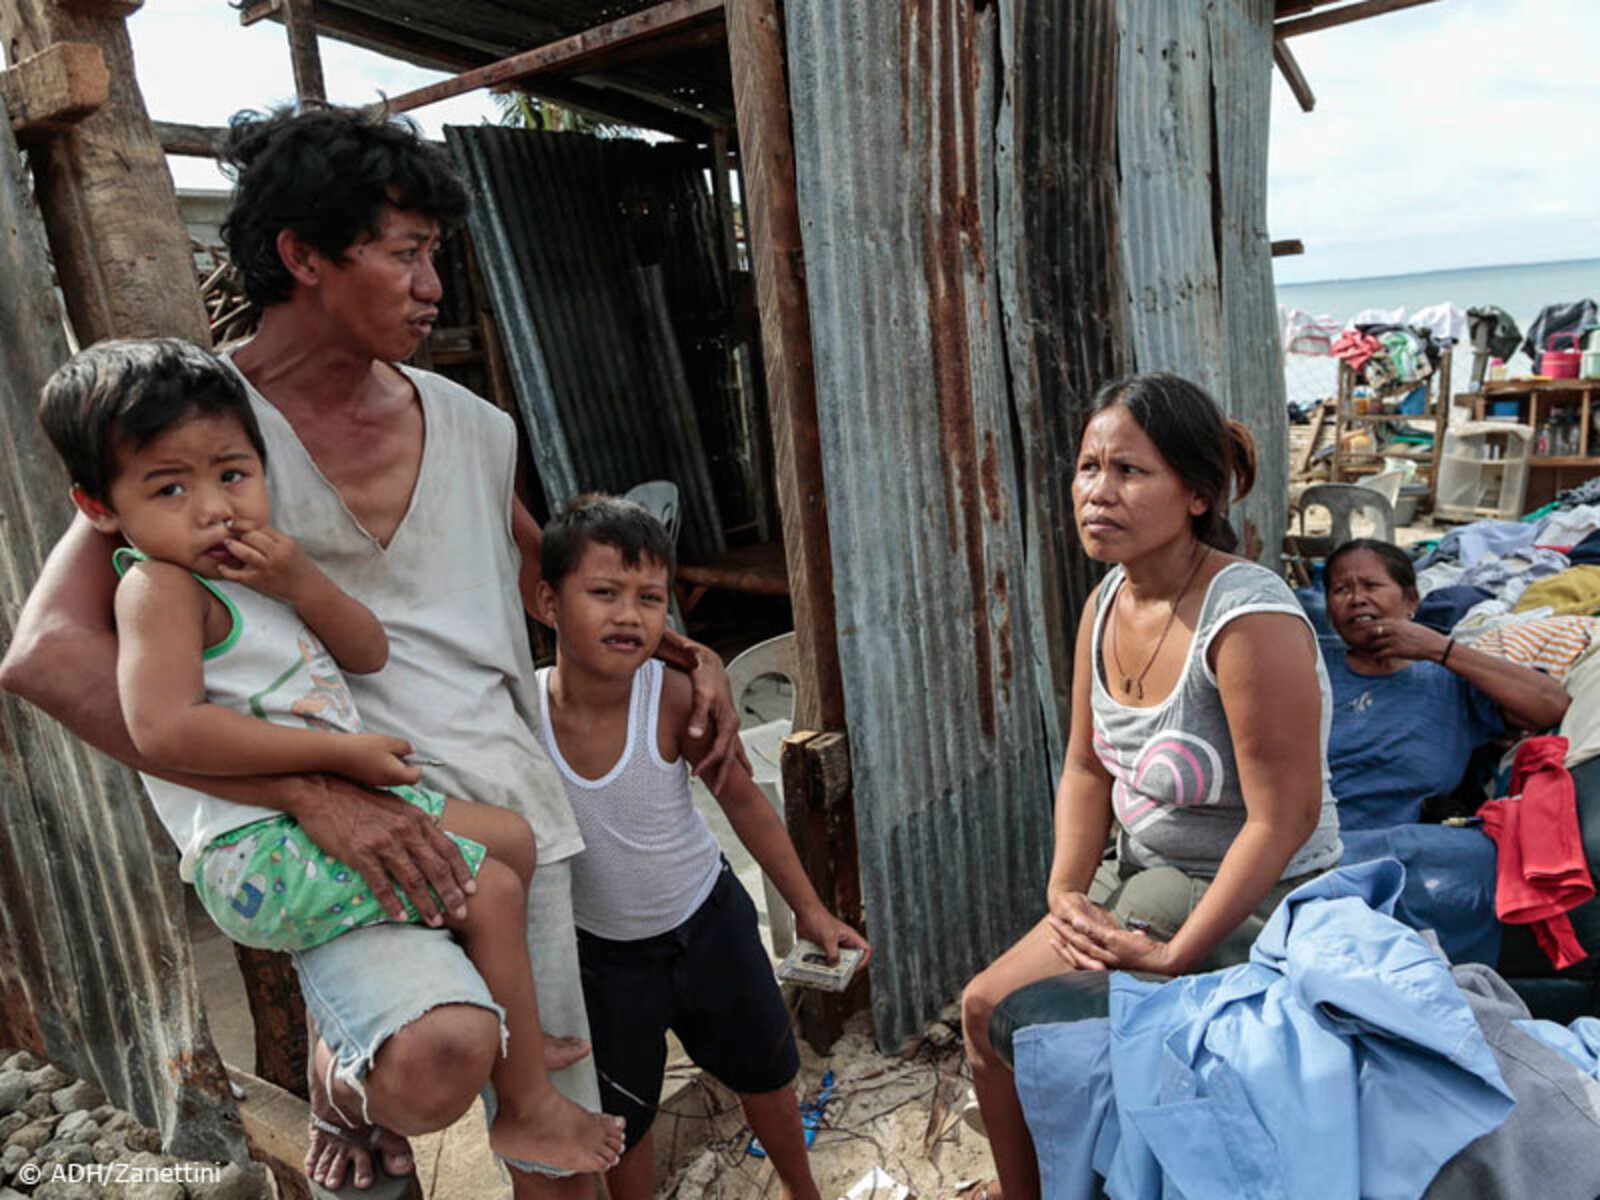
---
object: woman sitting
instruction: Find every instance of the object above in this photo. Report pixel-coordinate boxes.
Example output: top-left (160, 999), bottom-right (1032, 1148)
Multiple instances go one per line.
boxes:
top-left (960, 373), bottom-right (1342, 1200)
top-left (1322, 538), bottom-right (1570, 831)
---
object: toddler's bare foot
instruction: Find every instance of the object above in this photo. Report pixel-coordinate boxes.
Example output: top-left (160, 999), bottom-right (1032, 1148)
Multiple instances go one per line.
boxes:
top-left (488, 1089), bottom-right (625, 1173)
top-left (543, 1033), bottom-right (591, 1072)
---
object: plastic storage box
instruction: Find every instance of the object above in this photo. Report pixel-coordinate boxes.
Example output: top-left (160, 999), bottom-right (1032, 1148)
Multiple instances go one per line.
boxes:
top-left (1433, 422), bottom-right (1533, 522)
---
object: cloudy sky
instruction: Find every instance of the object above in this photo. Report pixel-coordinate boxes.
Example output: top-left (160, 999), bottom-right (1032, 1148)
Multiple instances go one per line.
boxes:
top-left (130, 0), bottom-right (1598, 285)
top-left (1267, 0), bottom-right (1600, 283)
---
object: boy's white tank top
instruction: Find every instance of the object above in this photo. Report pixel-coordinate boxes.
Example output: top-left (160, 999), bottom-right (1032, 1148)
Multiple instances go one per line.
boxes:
top-left (225, 359), bottom-right (581, 860)
top-left (537, 659), bottom-right (722, 940)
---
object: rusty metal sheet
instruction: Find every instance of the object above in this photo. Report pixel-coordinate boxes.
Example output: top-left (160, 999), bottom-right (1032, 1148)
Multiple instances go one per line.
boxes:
top-left (785, 0), bottom-right (1055, 1050)
top-left (0, 115), bottom-right (244, 1162)
top-left (447, 125), bottom-right (732, 559)
top-left (1116, 0), bottom-right (1287, 557)
top-left (996, 0), bottom-right (1124, 765)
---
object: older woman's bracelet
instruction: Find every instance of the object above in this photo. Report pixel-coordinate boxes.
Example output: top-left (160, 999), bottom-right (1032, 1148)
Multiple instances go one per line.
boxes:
top-left (1440, 637), bottom-right (1456, 667)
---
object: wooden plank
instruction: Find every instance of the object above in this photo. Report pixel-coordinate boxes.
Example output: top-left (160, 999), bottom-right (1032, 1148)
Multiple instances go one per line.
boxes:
top-left (1271, 38), bottom-right (1314, 112)
top-left (0, 40), bottom-right (106, 140)
top-left (228, 1066), bottom-right (421, 1200)
top-left (59, 0), bottom-right (139, 13)
top-left (1270, 237), bottom-right (1305, 257)
top-left (501, 75), bottom-right (713, 141)
top-left (154, 118), bottom-right (226, 157)
top-left (726, 0), bottom-right (845, 734)
top-left (780, 731), bottom-right (864, 1053)
top-left (0, 0), bottom-right (208, 346)
top-left (282, 0), bottom-right (326, 104)
top-left (1278, 0), bottom-right (1439, 38)
top-left (377, 0), bottom-right (723, 116)
top-left (231, 946), bottom-right (307, 1099)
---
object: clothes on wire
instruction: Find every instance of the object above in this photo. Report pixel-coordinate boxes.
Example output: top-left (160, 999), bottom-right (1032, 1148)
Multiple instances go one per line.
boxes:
top-left (1014, 860), bottom-right (1515, 1200)
top-left (1478, 736), bottom-right (1593, 970)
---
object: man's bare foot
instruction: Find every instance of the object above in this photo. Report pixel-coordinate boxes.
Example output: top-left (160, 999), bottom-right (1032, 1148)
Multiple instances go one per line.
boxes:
top-left (307, 1032), bottom-right (415, 1190)
top-left (488, 1089), bottom-right (625, 1173)
top-left (543, 1034), bottom-right (591, 1072)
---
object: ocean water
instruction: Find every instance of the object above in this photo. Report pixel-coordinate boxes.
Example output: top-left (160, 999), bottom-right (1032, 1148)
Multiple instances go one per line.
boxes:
top-left (1275, 257), bottom-right (1600, 405)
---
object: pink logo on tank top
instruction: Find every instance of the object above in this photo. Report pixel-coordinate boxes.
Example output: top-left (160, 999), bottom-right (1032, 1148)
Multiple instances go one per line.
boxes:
top-left (1095, 725), bottom-right (1222, 833)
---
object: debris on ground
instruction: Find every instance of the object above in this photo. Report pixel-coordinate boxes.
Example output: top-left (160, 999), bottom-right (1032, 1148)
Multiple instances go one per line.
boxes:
top-left (660, 1007), bottom-right (992, 1199)
top-left (0, 1048), bottom-right (267, 1199)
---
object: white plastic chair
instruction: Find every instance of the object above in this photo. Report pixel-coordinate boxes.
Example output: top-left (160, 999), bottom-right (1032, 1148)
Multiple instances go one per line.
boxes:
top-left (725, 632), bottom-right (798, 956)
top-left (623, 480), bottom-right (685, 632)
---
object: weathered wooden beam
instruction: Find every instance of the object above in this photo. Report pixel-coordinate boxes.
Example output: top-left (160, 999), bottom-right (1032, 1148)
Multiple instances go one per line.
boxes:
top-left (1277, 0), bottom-right (1439, 38)
top-left (0, 0), bottom-right (209, 345)
top-left (239, 0), bottom-right (486, 72)
top-left (1271, 238), bottom-right (1306, 257)
top-left (228, 1066), bottom-right (421, 1200)
top-left (0, 40), bottom-right (107, 142)
top-left (1274, 0), bottom-right (1346, 16)
top-left (282, 0), bottom-right (326, 104)
top-left (1272, 38), bottom-right (1315, 112)
top-left (780, 731), bottom-right (864, 1053)
top-left (504, 75), bottom-right (712, 141)
top-left (725, 0), bottom-right (846, 735)
top-left (378, 0), bottom-right (723, 116)
top-left (59, 0), bottom-right (140, 14)
top-left (154, 119), bottom-right (227, 157)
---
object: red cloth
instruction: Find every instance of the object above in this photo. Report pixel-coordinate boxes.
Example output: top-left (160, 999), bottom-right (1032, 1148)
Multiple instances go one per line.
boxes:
top-left (1478, 736), bottom-right (1593, 969)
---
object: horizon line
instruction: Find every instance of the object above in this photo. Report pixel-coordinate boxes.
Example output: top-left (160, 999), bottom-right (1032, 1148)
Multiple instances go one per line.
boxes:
top-left (1277, 254), bottom-right (1600, 290)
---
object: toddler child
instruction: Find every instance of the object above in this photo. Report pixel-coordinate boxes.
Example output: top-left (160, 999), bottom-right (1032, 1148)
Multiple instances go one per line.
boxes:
top-left (37, 338), bottom-right (623, 1173)
top-left (533, 493), bottom-right (872, 1200)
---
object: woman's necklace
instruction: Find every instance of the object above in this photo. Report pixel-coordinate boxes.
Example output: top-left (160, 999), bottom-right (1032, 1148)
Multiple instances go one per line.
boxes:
top-left (1110, 543), bottom-right (1210, 700)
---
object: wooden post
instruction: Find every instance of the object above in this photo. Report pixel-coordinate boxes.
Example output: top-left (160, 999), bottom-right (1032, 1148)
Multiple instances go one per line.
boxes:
top-left (780, 731), bottom-right (864, 1053)
top-left (282, 0), bottom-right (325, 104)
top-left (726, 0), bottom-right (844, 735)
top-left (0, 0), bottom-right (209, 346)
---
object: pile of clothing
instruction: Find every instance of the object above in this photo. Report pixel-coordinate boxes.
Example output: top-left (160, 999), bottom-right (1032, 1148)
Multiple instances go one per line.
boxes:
top-left (1323, 302), bottom-right (1461, 398)
top-left (1016, 861), bottom-right (1600, 1200)
top-left (1411, 503), bottom-right (1600, 770)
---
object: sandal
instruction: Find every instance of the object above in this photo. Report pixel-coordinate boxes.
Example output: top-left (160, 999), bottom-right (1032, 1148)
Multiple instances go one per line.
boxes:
top-left (306, 1112), bottom-right (416, 1200)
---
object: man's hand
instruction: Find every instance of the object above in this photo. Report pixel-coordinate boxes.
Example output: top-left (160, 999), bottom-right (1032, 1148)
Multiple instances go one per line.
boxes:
top-left (217, 524), bottom-right (323, 606)
top-left (686, 647), bottom-right (752, 792)
top-left (289, 775), bottom-right (476, 925)
top-left (794, 905), bottom-right (872, 967)
top-left (335, 733), bottom-right (424, 789)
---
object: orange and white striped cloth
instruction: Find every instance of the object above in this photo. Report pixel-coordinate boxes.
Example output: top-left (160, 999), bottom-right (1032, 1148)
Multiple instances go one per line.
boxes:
top-left (1472, 615), bottom-right (1598, 684)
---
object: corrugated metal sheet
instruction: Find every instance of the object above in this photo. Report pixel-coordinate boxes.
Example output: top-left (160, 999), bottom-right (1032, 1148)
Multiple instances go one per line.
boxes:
top-left (785, 0), bottom-right (1055, 1050)
top-left (447, 126), bottom-right (731, 558)
top-left (1116, 0), bottom-right (1287, 557)
top-left (786, 0), bottom-right (1287, 1048)
top-left (0, 120), bottom-right (244, 1161)
top-left (996, 0), bottom-right (1125, 765)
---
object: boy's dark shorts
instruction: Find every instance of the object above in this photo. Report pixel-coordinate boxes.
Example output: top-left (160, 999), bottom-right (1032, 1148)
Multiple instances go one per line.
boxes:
top-left (578, 861), bottom-right (800, 1150)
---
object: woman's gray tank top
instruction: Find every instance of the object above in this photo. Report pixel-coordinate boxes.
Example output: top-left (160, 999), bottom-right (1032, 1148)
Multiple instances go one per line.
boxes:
top-left (1090, 561), bottom-right (1342, 878)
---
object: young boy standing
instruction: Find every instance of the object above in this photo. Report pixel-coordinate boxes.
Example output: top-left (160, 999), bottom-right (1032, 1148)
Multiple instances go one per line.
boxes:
top-left (534, 495), bottom-right (872, 1200)
top-left (36, 339), bottom-right (625, 1175)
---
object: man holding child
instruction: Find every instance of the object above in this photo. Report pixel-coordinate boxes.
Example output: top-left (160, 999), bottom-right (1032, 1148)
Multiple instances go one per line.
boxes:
top-left (0, 105), bottom-right (756, 1195)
